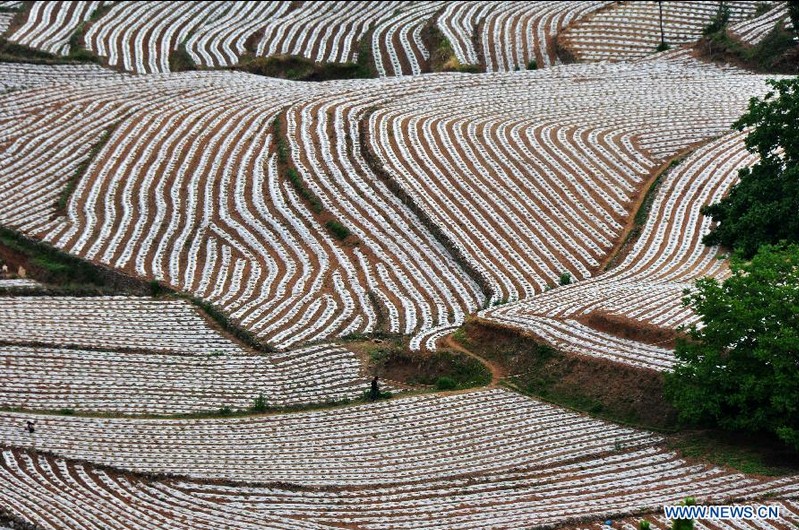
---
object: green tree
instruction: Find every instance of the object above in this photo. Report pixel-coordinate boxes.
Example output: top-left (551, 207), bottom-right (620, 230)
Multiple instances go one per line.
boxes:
top-left (703, 2), bottom-right (730, 36)
top-left (788, 1), bottom-right (799, 38)
top-left (665, 244), bottom-right (799, 450)
top-left (702, 77), bottom-right (799, 258)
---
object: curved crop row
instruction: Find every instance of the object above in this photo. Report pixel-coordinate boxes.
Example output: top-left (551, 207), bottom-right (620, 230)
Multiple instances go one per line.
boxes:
top-left (560, 1), bottom-right (761, 62)
top-left (1, 391), bottom-right (799, 529)
top-left (729, 2), bottom-right (791, 46)
top-left (84, 0), bottom-right (228, 73)
top-left (0, 342), bottom-right (370, 414)
top-left (0, 388), bottom-right (659, 486)
top-left (9, 0), bottom-right (101, 56)
top-left (365, 60), bottom-right (773, 307)
top-left (478, 1), bottom-right (608, 71)
top-left (0, 68), bottom-right (486, 349)
top-left (256, 1), bottom-right (404, 66)
top-left (483, 132), bottom-right (755, 370)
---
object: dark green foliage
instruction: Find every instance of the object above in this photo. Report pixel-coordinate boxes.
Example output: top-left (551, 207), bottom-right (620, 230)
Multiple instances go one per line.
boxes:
top-left (188, 298), bottom-right (274, 352)
top-left (435, 376), bottom-right (457, 390)
top-left (0, 228), bottom-right (104, 287)
top-left (456, 64), bottom-right (481, 73)
top-left (665, 244), bottom-right (799, 451)
top-left (703, 2), bottom-right (731, 36)
top-left (0, 37), bottom-right (60, 63)
top-left (656, 41), bottom-right (671, 52)
top-left (639, 520), bottom-right (651, 530)
top-left (284, 167), bottom-right (323, 213)
top-left (148, 280), bottom-right (166, 297)
top-left (750, 20), bottom-right (798, 63)
top-left (236, 54), bottom-right (371, 81)
top-left (702, 78), bottom-right (799, 257)
top-left (66, 23), bottom-right (101, 64)
top-left (273, 117), bottom-right (289, 164)
top-left (527, 59), bottom-right (538, 70)
top-left (218, 406), bottom-right (232, 415)
top-left (168, 44), bottom-right (196, 72)
top-left (789, 1), bottom-right (799, 37)
top-left (251, 394), bottom-right (268, 412)
top-left (754, 2), bottom-right (774, 17)
top-left (355, 30), bottom-right (375, 76)
top-left (57, 127), bottom-right (114, 214)
top-left (325, 220), bottom-right (350, 240)
top-left (88, 2), bottom-right (113, 22)
top-left (558, 272), bottom-right (571, 286)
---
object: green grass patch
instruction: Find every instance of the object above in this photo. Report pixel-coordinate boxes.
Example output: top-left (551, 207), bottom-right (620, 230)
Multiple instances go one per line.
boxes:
top-left (236, 54), bottom-right (371, 81)
top-left (168, 44), bottom-right (196, 72)
top-left (668, 430), bottom-right (799, 476)
top-left (186, 296), bottom-right (275, 353)
top-left (393, 350), bottom-right (491, 390)
top-left (700, 20), bottom-right (798, 74)
top-left (423, 18), bottom-right (480, 73)
top-left (66, 22), bottom-right (102, 64)
top-left (0, 227), bottom-right (109, 288)
top-left (325, 220), bottom-right (350, 240)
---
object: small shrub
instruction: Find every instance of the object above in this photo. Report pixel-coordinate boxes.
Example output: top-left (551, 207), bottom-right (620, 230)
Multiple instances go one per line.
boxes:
top-left (527, 59), bottom-right (537, 70)
top-left (456, 63), bottom-right (481, 73)
top-left (149, 280), bottom-right (165, 297)
top-left (436, 376), bottom-right (457, 390)
top-left (325, 220), bottom-right (350, 240)
top-left (656, 41), bottom-right (671, 52)
top-left (703, 3), bottom-right (730, 36)
top-left (218, 405), bottom-right (232, 415)
top-left (168, 44), bottom-right (196, 72)
top-left (754, 2), bottom-right (773, 17)
top-left (369, 348), bottom-right (390, 364)
top-left (559, 272), bottom-right (571, 286)
top-left (639, 520), bottom-right (651, 530)
top-left (251, 394), bottom-right (268, 412)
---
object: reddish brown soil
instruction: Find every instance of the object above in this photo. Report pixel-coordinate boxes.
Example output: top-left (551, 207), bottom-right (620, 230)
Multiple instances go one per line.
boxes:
top-left (578, 311), bottom-right (679, 349)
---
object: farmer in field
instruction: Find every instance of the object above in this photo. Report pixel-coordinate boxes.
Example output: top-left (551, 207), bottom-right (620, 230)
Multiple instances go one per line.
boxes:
top-left (369, 376), bottom-right (380, 401)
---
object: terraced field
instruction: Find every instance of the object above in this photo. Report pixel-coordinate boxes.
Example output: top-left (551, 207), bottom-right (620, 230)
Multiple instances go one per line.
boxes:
top-left (482, 131), bottom-right (756, 370)
top-left (560, 1), bottom-right (763, 62)
top-left (1, 2), bottom-right (797, 529)
top-left (0, 58), bottom-right (776, 350)
top-left (2, 390), bottom-right (799, 529)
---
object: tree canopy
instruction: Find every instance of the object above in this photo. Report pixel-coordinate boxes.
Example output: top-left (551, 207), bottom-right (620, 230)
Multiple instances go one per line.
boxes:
top-left (789, 1), bottom-right (799, 38)
top-left (665, 244), bottom-right (799, 450)
top-left (701, 77), bottom-right (799, 258)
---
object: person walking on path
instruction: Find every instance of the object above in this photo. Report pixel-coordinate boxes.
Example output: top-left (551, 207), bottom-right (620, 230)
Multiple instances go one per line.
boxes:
top-left (369, 376), bottom-right (380, 401)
